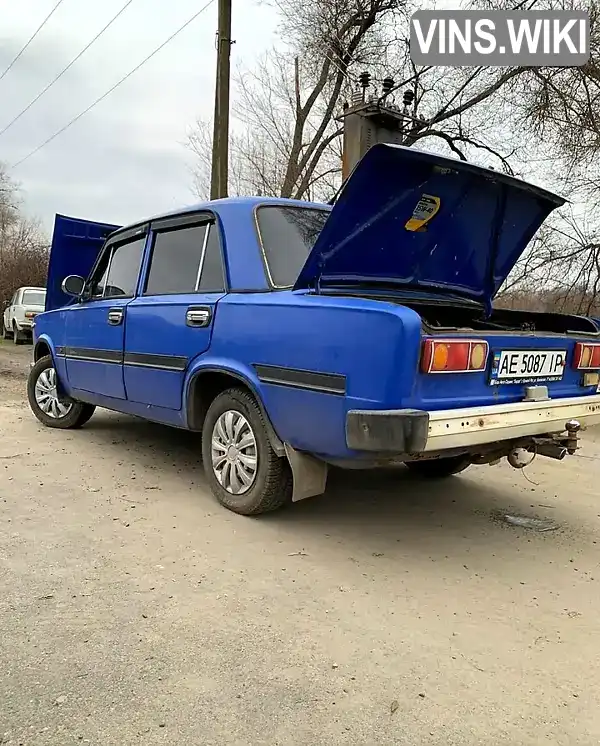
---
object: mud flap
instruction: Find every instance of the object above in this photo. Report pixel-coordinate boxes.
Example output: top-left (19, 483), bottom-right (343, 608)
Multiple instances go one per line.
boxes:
top-left (284, 443), bottom-right (328, 502)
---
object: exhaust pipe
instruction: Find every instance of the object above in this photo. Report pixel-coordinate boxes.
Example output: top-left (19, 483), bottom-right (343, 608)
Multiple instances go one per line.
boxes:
top-left (536, 443), bottom-right (567, 461)
top-left (507, 448), bottom-right (535, 469)
top-left (508, 440), bottom-right (568, 469)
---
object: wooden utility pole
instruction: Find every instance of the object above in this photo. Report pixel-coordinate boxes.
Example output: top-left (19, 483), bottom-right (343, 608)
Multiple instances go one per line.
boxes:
top-left (210, 0), bottom-right (232, 200)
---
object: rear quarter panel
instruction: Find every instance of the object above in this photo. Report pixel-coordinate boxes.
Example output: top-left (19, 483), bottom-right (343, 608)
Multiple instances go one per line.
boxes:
top-left (191, 292), bottom-right (422, 459)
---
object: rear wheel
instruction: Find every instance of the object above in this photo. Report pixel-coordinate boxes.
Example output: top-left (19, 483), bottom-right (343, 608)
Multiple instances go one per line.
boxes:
top-left (405, 456), bottom-right (471, 479)
top-left (201, 387), bottom-right (292, 515)
top-left (27, 355), bottom-right (96, 429)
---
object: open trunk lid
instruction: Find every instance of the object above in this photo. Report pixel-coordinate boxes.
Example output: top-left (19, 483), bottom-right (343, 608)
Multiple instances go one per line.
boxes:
top-left (293, 144), bottom-right (565, 308)
top-left (46, 214), bottom-right (120, 311)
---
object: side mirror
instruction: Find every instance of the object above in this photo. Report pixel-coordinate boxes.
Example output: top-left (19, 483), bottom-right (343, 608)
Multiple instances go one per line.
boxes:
top-left (61, 275), bottom-right (86, 298)
top-left (2, 300), bottom-right (8, 308)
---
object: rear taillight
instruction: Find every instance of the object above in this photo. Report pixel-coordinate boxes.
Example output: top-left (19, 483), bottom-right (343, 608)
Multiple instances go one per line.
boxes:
top-left (573, 342), bottom-right (600, 370)
top-left (421, 339), bottom-right (489, 374)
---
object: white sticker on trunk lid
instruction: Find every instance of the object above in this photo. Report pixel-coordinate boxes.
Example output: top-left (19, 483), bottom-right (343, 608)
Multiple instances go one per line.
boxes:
top-left (405, 194), bottom-right (440, 232)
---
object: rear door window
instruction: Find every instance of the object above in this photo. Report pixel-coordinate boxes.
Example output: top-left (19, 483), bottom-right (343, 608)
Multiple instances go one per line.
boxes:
top-left (145, 221), bottom-right (225, 295)
top-left (197, 225), bottom-right (226, 292)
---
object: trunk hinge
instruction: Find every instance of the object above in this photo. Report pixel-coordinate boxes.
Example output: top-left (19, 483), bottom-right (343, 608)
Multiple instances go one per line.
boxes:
top-left (484, 182), bottom-right (508, 319)
top-left (312, 260), bottom-right (324, 295)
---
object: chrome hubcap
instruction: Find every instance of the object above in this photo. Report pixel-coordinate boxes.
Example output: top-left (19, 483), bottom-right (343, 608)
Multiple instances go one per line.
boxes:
top-left (211, 410), bottom-right (258, 495)
top-left (34, 367), bottom-right (73, 419)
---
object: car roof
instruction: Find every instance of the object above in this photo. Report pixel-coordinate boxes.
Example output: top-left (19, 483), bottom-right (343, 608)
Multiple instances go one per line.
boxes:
top-left (107, 196), bottom-right (332, 240)
top-left (19, 287), bottom-right (46, 292)
top-left (158, 195), bottom-right (330, 217)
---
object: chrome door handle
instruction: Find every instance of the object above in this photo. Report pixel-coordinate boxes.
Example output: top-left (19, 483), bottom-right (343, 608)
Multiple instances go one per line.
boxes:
top-left (186, 306), bottom-right (211, 328)
top-left (107, 308), bottom-right (124, 326)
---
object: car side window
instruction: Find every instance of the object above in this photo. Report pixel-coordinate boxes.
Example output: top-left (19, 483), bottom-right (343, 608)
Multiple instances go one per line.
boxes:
top-left (87, 237), bottom-right (145, 300)
top-left (88, 249), bottom-right (112, 299)
top-left (198, 224), bottom-right (226, 292)
top-left (104, 237), bottom-right (145, 298)
top-left (144, 221), bottom-right (225, 295)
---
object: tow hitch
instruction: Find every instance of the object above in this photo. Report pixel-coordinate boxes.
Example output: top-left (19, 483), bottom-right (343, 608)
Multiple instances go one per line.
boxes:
top-left (507, 419), bottom-right (582, 469)
top-left (564, 419), bottom-right (582, 454)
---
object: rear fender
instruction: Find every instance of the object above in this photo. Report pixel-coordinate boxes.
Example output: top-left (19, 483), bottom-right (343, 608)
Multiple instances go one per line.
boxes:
top-left (183, 358), bottom-right (329, 501)
top-left (183, 358), bottom-right (285, 455)
top-left (184, 359), bottom-right (328, 502)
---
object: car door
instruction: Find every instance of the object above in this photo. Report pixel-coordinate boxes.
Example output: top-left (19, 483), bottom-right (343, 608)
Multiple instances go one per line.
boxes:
top-left (65, 226), bottom-right (148, 400)
top-left (124, 212), bottom-right (227, 410)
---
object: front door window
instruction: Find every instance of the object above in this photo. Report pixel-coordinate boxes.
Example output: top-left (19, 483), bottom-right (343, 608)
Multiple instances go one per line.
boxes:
top-left (88, 236), bottom-right (146, 299)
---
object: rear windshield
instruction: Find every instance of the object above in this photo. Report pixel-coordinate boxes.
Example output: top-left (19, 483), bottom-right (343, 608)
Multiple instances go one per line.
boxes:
top-left (255, 205), bottom-right (330, 287)
top-left (22, 290), bottom-right (46, 306)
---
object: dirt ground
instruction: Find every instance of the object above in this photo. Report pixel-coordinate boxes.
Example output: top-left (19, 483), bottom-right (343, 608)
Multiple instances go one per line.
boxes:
top-left (1, 340), bottom-right (600, 746)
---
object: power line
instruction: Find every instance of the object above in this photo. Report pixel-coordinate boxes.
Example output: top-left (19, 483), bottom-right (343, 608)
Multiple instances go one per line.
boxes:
top-left (11, 0), bottom-right (216, 169)
top-left (0, 0), bottom-right (136, 138)
top-left (0, 0), bottom-right (67, 83)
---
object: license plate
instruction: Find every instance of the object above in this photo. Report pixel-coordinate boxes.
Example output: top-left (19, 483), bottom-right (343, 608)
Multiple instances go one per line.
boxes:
top-left (490, 349), bottom-right (567, 385)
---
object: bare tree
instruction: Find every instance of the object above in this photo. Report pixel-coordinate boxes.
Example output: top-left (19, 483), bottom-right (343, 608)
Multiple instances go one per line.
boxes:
top-left (190, 0), bottom-right (598, 194)
top-left (188, 0), bottom-right (600, 310)
top-left (0, 164), bottom-right (49, 305)
top-left (497, 207), bottom-right (600, 316)
top-left (189, 0), bottom-right (401, 200)
top-left (0, 164), bottom-right (19, 234)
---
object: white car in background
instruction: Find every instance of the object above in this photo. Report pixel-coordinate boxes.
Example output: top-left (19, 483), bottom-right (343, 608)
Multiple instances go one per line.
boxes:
top-left (2, 287), bottom-right (46, 344)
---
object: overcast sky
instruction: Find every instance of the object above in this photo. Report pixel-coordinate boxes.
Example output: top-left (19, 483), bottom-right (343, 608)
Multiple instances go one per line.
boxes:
top-left (0, 0), bottom-right (277, 232)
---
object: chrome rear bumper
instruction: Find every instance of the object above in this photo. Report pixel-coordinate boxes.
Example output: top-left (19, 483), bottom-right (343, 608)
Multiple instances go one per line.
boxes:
top-left (425, 394), bottom-right (600, 451)
top-left (346, 394), bottom-right (600, 453)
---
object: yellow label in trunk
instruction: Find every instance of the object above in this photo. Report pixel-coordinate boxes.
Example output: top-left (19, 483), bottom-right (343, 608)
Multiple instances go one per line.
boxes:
top-left (405, 194), bottom-right (440, 232)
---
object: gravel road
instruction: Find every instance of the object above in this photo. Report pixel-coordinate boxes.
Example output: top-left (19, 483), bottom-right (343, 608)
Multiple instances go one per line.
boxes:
top-left (1, 340), bottom-right (600, 745)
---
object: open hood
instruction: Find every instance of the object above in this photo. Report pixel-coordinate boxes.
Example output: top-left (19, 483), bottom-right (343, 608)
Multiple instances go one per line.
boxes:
top-left (293, 144), bottom-right (565, 306)
top-left (46, 214), bottom-right (121, 311)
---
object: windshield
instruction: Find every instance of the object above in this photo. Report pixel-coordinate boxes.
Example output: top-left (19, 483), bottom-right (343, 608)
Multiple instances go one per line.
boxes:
top-left (255, 205), bottom-right (330, 287)
top-left (22, 290), bottom-right (46, 306)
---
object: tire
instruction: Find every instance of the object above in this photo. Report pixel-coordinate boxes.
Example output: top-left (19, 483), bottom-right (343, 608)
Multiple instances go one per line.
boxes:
top-left (201, 387), bottom-right (292, 515)
top-left (405, 456), bottom-right (471, 479)
top-left (27, 355), bottom-right (96, 429)
top-left (2, 320), bottom-right (11, 340)
top-left (12, 323), bottom-right (24, 345)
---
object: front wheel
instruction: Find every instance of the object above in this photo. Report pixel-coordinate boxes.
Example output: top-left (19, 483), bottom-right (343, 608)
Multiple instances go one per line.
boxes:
top-left (201, 388), bottom-right (292, 515)
top-left (12, 323), bottom-right (25, 345)
top-left (27, 355), bottom-right (96, 429)
top-left (405, 456), bottom-right (471, 479)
